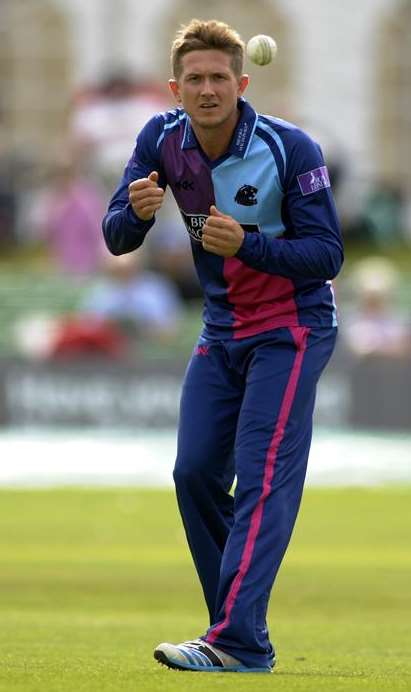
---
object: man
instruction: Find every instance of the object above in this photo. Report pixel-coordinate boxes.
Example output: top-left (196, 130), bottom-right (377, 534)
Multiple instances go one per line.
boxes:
top-left (102, 19), bottom-right (343, 674)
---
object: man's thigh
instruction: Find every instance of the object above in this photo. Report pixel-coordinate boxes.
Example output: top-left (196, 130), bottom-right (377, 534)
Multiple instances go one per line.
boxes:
top-left (176, 341), bottom-right (243, 482)
top-left (234, 327), bottom-right (337, 489)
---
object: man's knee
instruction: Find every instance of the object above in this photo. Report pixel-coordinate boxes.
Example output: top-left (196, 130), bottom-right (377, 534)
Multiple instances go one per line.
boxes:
top-left (173, 451), bottom-right (212, 488)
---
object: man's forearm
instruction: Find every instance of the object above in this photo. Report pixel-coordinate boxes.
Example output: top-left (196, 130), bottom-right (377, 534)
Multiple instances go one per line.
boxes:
top-left (102, 204), bottom-right (155, 256)
top-left (236, 231), bottom-right (344, 281)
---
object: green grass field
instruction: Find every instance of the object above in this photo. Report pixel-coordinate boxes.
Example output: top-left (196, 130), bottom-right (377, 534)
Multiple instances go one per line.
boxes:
top-left (0, 486), bottom-right (410, 691)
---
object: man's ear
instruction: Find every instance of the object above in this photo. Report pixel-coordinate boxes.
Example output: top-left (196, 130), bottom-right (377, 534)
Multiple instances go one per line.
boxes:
top-left (238, 74), bottom-right (249, 96)
top-left (169, 79), bottom-right (181, 103)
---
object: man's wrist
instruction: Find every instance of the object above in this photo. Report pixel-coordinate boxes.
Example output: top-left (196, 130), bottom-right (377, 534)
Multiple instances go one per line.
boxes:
top-left (126, 203), bottom-right (154, 229)
top-left (235, 229), bottom-right (255, 259)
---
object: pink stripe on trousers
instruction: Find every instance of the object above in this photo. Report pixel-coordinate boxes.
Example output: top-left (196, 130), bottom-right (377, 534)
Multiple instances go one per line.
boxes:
top-left (207, 326), bottom-right (310, 646)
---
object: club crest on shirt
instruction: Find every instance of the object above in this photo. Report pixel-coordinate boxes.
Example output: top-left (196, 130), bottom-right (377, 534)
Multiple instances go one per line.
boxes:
top-left (297, 166), bottom-right (331, 196)
top-left (235, 184), bottom-right (258, 206)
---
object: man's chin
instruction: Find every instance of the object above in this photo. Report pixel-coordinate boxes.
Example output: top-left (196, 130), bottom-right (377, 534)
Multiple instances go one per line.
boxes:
top-left (194, 113), bottom-right (225, 129)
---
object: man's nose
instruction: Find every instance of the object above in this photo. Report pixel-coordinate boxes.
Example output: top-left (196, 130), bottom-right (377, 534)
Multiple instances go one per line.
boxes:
top-left (201, 78), bottom-right (216, 95)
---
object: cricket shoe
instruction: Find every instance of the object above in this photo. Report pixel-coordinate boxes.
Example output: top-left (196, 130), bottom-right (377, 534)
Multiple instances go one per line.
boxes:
top-left (154, 638), bottom-right (273, 673)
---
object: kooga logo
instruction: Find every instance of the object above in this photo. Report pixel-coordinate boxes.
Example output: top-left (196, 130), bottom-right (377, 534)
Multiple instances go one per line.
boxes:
top-left (176, 179), bottom-right (194, 191)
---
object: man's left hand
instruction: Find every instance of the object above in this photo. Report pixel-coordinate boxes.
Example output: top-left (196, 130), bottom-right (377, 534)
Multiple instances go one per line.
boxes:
top-left (202, 206), bottom-right (245, 257)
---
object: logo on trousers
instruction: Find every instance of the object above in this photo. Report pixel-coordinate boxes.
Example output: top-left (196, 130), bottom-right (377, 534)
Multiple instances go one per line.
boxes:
top-left (194, 345), bottom-right (209, 356)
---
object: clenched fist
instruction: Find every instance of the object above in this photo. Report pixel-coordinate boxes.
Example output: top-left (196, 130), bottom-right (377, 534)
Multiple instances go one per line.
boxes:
top-left (202, 206), bottom-right (245, 257)
top-left (128, 171), bottom-right (164, 221)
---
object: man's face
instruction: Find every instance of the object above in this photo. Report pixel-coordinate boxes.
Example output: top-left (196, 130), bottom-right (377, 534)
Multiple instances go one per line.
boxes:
top-left (169, 50), bottom-right (248, 131)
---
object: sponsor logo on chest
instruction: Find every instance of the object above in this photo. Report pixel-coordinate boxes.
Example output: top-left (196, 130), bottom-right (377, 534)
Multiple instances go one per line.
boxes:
top-left (180, 209), bottom-right (260, 243)
top-left (180, 210), bottom-right (208, 242)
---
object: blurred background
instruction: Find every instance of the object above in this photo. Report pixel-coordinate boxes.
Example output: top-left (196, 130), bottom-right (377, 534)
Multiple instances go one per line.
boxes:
top-left (0, 0), bottom-right (410, 485)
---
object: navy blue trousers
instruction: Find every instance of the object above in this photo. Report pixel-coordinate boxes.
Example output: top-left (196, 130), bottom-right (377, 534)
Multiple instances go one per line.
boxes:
top-left (173, 326), bottom-right (336, 669)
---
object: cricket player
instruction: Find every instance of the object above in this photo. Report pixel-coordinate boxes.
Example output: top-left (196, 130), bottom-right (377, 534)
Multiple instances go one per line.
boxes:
top-left (102, 19), bottom-right (343, 674)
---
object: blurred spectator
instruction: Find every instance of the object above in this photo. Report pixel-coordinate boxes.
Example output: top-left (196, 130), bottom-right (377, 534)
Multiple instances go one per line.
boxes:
top-left (346, 181), bottom-right (405, 246)
top-left (12, 251), bottom-right (183, 360)
top-left (70, 69), bottom-right (170, 189)
top-left (342, 257), bottom-right (411, 358)
top-left (79, 250), bottom-right (183, 343)
top-left (0, 121), bottom-right (18, 248)
top-left (30, 157), bottom-right (106, 275)
top-left (49, 317), bottom-right (127, 359)
top-left (0, 166), bottom-right (16, 249)
top-left (404, 196), bottom-right (411, 246)
top-left (13, 313), bottom-right (126, 360)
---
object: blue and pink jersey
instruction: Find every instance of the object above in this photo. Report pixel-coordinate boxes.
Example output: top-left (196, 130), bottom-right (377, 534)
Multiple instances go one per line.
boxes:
top-left (103, 98), bottom-right (343, 339)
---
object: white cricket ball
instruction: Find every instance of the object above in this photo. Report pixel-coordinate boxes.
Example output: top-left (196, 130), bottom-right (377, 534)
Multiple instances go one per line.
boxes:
top-left (246, 34), bottom-right (277, 66)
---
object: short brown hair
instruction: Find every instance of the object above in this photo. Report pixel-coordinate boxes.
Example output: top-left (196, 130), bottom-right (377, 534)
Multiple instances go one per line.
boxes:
top-left (171, 19), bottom-right (245, 79)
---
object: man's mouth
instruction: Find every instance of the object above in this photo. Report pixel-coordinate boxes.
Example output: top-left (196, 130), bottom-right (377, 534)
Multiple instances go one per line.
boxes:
top-left (200, 103), bottom-right (218, 109)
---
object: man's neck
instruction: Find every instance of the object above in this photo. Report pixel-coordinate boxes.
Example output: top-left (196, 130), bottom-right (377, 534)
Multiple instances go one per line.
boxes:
top-left (193, 130), bottom-right (231, 161)
top-left (191, 110), bottom-right (241, 161)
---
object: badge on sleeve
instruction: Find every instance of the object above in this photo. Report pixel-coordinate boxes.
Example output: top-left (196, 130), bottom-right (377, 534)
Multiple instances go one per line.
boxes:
top-left (297, 166), bottom-right (331, 196)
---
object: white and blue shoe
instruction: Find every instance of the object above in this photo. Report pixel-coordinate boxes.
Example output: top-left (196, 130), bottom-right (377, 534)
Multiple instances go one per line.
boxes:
top-left (154, 638), bottom-right (273, 673)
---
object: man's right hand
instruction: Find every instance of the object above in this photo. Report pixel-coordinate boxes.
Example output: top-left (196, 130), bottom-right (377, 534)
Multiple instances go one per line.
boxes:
top-left (128, 171), bottom-right (164, 221)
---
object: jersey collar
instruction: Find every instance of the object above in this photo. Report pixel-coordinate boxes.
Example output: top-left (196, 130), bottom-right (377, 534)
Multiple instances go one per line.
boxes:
top-left (181, 98), bottom-right (258, 159)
